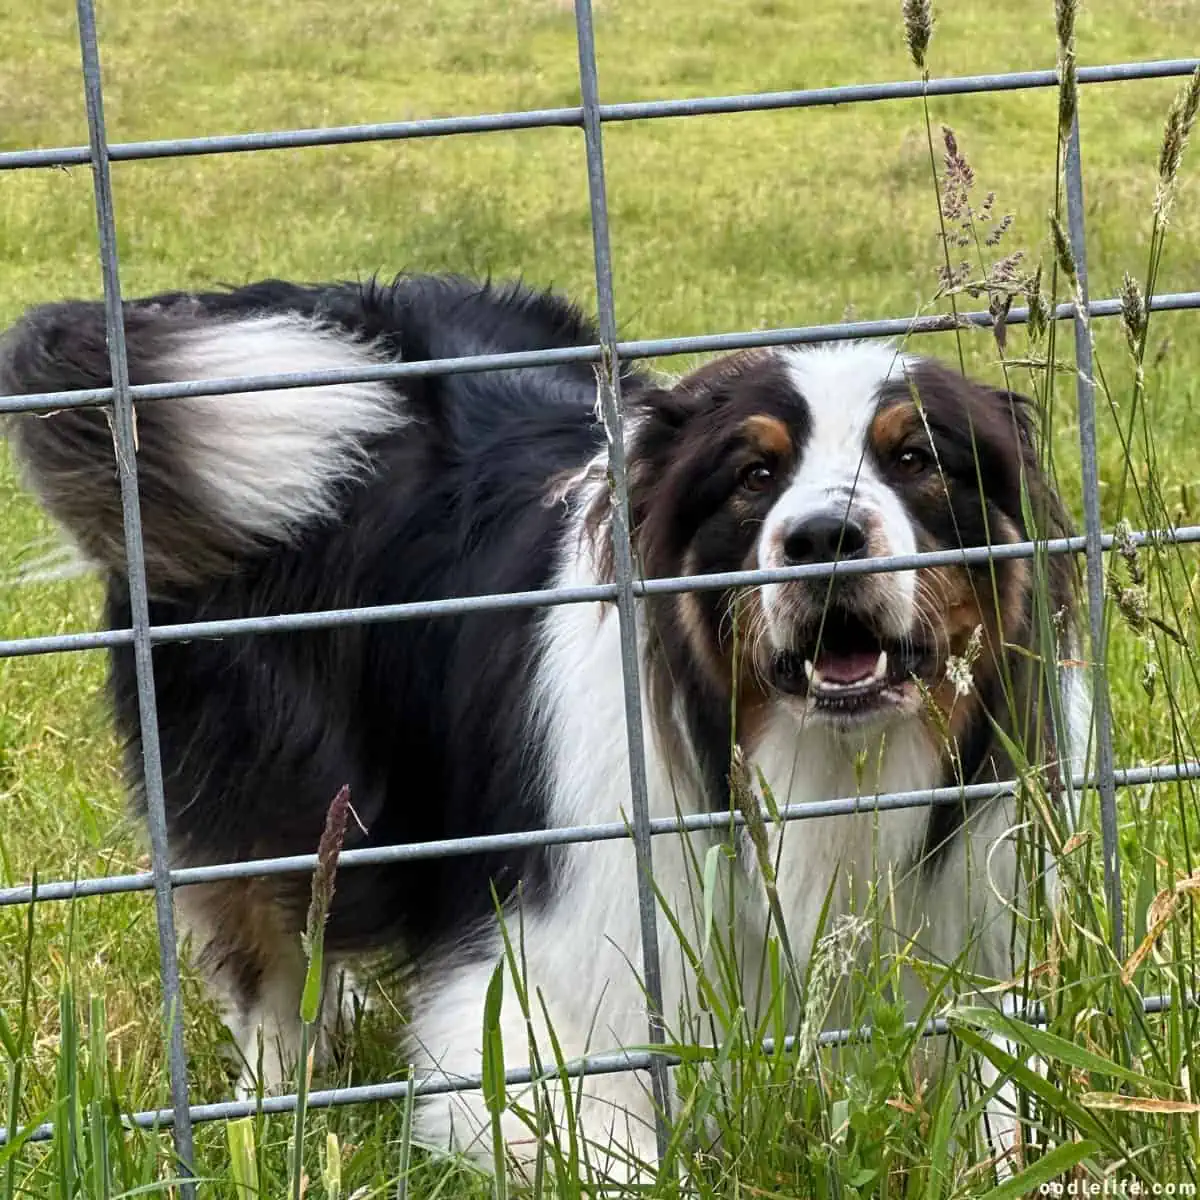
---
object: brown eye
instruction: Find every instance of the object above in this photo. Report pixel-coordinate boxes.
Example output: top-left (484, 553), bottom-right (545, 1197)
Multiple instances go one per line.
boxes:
top-left (896, 446), bottom-right (934, 476)
top-left (740, 463), bottom-right (774, 493)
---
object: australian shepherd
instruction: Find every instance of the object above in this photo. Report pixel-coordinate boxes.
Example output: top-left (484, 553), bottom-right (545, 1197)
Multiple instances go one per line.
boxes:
top-left (3, 276), bottom-right (1087, 1180)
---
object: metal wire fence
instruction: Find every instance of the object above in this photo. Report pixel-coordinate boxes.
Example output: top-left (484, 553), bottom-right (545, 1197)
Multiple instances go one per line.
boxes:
top-left (1, 0), bottom-right (1198, 1188)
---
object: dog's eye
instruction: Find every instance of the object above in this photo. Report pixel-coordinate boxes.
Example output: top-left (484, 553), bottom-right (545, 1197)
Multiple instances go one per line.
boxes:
top-left (895, 446), bottom-right (934, 476)
top-left (739, 463), bottom-right (774, 493)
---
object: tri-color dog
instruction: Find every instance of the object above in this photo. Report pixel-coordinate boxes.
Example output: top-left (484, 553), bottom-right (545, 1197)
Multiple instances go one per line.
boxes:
top-left (3, 276), bottom-right (1086, 1179)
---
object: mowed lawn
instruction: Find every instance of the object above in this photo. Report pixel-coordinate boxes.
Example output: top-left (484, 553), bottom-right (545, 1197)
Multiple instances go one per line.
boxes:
top-left (1, 0), bottom-right (1199, 1195)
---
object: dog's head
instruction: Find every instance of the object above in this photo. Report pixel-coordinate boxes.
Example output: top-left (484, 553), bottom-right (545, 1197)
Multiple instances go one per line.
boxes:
top-left (610, 342), bottom-right (1075, 748)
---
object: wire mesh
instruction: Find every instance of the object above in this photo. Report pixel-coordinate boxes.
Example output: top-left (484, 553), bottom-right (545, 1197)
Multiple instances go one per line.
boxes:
top-left (0, 0), bottom-right (1197, 1179)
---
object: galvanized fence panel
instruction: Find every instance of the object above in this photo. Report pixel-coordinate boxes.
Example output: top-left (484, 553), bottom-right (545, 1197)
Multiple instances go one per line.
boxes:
top-left (1, 0), bottom-right (1198, 1184)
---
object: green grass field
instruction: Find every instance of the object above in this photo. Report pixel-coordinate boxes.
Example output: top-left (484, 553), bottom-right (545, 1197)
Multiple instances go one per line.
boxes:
top-left (2, 0), bottom-right (1200, 1195)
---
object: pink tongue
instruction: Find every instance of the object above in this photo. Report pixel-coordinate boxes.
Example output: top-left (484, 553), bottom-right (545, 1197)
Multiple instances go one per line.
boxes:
top-left (814, 649), bottom-right (880, 685)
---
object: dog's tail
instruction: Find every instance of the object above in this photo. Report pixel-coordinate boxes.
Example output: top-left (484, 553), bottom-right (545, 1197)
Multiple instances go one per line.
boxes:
top-left (2, 297), bottom-right (405, 589)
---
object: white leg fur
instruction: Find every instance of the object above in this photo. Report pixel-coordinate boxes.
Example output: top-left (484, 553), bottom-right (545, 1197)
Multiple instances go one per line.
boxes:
top-left (409, 919), bottom-right (663, 1185)
top-left (229, 957), bottom-right (370, 1098)
top-left (174, 885), bottom-right (368, 1097)
top-left (900, 797), bottom-right (1029, 1177)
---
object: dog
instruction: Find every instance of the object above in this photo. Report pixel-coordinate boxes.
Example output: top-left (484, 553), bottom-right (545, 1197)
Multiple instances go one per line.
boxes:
top-left (3, 275), bottom-right (1087, 1180)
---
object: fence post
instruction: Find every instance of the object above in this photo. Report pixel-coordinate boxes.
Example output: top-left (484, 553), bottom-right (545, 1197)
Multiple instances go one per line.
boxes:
top-left (572, 0), bottom-right (674, 1164)
top-left (74, 0), bottom-right (197, 1187)
top-left (1064, 113), bottom-right (1125, 961)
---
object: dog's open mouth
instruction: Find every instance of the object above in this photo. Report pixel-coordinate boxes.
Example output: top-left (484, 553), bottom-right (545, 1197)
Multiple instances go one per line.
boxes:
top-left (769, 610), bottom-right (932, 719)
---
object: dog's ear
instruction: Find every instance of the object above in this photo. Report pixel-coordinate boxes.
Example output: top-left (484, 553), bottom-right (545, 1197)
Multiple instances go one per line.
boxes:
top-left (985, 384), bottom-right (1080, 616)
top-left (984, 384), bottom-right (1076, 541)
top-left (582, 386), bottom-right (687, 582)
top-left (986, 386), bottom-right (1040, 456)
top-left (624, 357), bottom-right (752, 460)
top-left (904, 360), bottom-right (1039, 459)
top-left (629, 379), bottom-right (719, 428)
top-left (624, 387), bottom-right (697, 528)
top-left (624, 378), bottom-right (735, 503)
top-left (588, 382), bottom-right (722, 583)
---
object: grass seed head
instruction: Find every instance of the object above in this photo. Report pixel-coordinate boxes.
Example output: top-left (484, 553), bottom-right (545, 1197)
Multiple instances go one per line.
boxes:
top-left (985, 212), bottom-right (1014, 247)
top-left (941, 126), bottom-right (975, 220)
top-left (1055, 0), bottom-right (1077, 58)
top-left (1055, 0), bottom-right (1078, 140)
top-left (1026, 264), bottom-right (1051, 343)
top-left (902, 0), bottom-right (934, 70)
top-left (1156, 66), bottom-right (1200, 220)
top-left (1141, 658), bottom-right (1159, 701)
top-left (991, 290), bottom-right (1014, 351)
top-left (1120, 272), bottom-right (1147, 355)
top-left (1114, 581), bottom-right (1149, 635)
top-left (1058, 53), bottom-right (1078, 141)
top-left (1049, 212), bottom-right (1079, 290)
top-left (304, 784), bottom-right (352, 961)
top-left (945, 624), bottom-right (985, 698)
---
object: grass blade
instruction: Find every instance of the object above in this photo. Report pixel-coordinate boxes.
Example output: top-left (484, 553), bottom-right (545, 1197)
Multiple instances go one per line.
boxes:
top-left (976, 1138), bottom-right (1099, 1200)
top-left (480, 959), bottom-right (509, 1197)
top-left (227, 1118), bottom-right (259, 1199)
top-left (952, 1006), bottom-right (1162, 1091)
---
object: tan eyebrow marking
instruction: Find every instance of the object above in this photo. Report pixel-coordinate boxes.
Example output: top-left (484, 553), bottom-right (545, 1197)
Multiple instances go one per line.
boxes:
top-left (869, 401), bottom-right (922, 457)
top-left (742, 414), bottom-right (793, 460)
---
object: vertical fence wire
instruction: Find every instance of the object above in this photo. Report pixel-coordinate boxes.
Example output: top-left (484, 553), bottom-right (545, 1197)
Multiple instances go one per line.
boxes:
top-left (1064, 114), bottom-right (1125, 961)
top-left (572, 0), bottom-right (674, 1161)
top-left (74, 0), bottom-right (197, 1186)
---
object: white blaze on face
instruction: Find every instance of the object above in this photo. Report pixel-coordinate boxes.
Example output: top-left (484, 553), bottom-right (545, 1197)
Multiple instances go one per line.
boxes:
top-left (758, 342), bottom-right (922, 644)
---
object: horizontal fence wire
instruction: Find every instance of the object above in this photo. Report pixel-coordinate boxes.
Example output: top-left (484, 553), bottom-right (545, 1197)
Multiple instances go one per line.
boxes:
top-left (3, 16), bottom-right (1199, 1174)
top-left (1, 991), bottom-right (1191, 1147)
top-left (0, 57), bottom-right (1195, 171)
top-left (3, 522), bottom-right (1199, 659)
top-left (4, 290), bottom-right (1200, 417)
top-left (1, 757), bottom-right (1197, 910)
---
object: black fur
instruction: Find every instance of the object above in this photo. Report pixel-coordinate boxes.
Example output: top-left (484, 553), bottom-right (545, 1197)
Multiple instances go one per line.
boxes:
top-left (8, 276), bottom-right (652, 960)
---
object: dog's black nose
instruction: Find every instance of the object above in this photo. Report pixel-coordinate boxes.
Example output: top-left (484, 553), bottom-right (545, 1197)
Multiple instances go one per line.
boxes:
top-left (782, 513), bottom-right (868, 566)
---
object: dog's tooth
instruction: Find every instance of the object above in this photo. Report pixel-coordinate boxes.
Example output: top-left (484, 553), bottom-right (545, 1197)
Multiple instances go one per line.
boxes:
top-left (803, 659), bottom-right (815, 683)
top-left (874, 650), bottom-right (888, 679)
